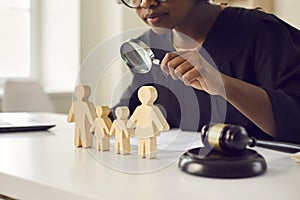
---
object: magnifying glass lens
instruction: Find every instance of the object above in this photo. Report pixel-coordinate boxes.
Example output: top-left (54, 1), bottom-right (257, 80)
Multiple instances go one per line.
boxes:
top-left (121, 41), bottom-right (152, 73)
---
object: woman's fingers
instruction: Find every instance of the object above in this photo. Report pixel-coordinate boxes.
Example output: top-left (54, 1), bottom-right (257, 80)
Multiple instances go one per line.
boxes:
top-left (173, 60), bottom-right (193, 76)
top-left (160, 50), bottom-right (224, 95)
top-left (160, 51), bottom-right (188, 78)
top-left (160, 52), bottom-right (176, 76)
top-left (160, 50), bottom-right (214, 92)
top-left (183, 68), bottom-right (208, 90)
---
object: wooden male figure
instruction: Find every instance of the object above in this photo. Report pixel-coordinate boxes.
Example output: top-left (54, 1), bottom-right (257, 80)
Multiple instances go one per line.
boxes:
top-left (91, 105), bottom-right (112, 151)
top-left (109, 106), bottom-right (134, 155)
top-left (128, 86), bottom-right (170, 159)
top-left (67, 85), bottom-right (96, 148)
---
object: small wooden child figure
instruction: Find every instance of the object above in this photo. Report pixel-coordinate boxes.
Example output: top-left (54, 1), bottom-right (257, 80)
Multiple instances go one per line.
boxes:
top-left (67, 85), bottom-right (96, 148)
top-left (90, 105), bottom-right (112, 151)
top-left (109, 106), bottom-right (134, 155)
top-left (128, 86), bottom-right (170, 159)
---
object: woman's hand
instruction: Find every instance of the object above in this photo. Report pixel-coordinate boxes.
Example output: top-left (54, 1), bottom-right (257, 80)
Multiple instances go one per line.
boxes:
top-left (160, 50), bottom-right (225, 96)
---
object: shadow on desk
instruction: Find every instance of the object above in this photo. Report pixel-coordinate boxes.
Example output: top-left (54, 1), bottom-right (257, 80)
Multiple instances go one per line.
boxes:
top-left (0, 193), bottom-right (17, 200)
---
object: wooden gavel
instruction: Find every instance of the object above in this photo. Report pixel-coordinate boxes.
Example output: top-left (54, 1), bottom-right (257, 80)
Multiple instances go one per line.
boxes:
top-left (201, 124), bottom-right (300, 154)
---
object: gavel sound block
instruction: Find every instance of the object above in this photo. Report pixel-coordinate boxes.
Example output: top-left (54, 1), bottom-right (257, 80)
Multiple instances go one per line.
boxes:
top-left (178, 124), bottom-right (265, 178)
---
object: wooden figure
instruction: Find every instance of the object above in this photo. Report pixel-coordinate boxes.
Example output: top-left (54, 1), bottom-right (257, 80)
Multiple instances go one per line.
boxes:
top-left (127, 86), bottom-right (170, 159)
top-left (291, 152), bottom-right (300, 164)
top-left (91, 105), bottom-right (112, 151)
top-left (109, 106), bottom-right (134, 155)
top-left (67, 85), bottom-right (96, 148)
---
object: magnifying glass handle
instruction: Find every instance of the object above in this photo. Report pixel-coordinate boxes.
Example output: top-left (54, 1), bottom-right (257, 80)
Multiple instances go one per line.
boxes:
top-left (151, 48), bottom-right (169, 63)
top-left (153, 59), bottom-right (161, 65)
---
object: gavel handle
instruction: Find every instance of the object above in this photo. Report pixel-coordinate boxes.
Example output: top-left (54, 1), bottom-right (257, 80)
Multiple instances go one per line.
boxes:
top-left (249, 138), bottom-right (300, 153)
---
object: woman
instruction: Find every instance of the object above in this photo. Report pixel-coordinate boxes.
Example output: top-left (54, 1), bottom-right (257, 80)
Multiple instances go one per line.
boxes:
top-left (117, 0), bottom-right (300, 144)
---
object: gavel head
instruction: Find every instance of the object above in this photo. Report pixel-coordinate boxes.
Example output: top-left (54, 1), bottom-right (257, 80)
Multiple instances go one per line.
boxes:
top-left (201, 124), bottom-right (250, 152)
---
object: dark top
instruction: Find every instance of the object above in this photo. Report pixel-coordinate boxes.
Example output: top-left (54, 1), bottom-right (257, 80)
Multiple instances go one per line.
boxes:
top-left (115, 7), bottom-right (300, 144)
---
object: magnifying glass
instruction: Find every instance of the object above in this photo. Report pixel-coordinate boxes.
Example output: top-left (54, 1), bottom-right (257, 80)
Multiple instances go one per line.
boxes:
top-left (120, 39), bottom-right (168, 73)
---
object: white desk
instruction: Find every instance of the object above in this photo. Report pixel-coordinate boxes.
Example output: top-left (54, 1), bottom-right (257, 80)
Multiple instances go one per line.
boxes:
top-left (0, 113), bottom-right (299, 200)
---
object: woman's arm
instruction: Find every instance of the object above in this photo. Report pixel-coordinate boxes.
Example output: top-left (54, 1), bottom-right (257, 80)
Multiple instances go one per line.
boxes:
top-left (221, 74), bottom-right (276, 136)
top-left (161, 51), bottom-right (276, 137)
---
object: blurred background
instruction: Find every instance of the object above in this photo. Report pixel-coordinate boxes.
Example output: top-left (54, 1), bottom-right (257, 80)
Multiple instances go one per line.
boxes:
top-left (0, 0), bottom-right (299, 114)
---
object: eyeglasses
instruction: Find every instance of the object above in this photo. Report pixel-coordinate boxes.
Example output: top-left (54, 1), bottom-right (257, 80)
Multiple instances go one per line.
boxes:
top-left (121, 0), bottom-right (167, 8)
